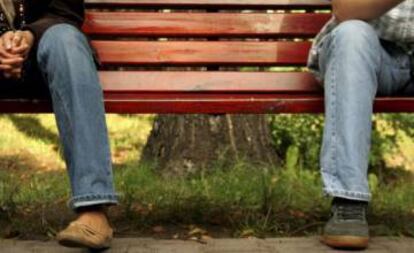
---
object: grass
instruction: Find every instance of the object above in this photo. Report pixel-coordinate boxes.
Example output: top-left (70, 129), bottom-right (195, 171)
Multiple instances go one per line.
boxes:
top-left (0, 114), bottom-right (413, 239)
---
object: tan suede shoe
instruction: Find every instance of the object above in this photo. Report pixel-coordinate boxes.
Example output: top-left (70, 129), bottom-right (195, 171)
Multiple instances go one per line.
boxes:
top-left (56, 221), bottom-right (113, 249)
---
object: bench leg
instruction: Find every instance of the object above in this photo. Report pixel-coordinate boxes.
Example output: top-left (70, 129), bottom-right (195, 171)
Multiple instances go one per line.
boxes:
top-left (318, 20), bottom-right (412, 202)
top-left (36, 24), bottom-right (118, 210)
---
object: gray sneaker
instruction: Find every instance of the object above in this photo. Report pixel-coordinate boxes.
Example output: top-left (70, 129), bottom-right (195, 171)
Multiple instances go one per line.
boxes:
top-left (322, 198), bottom-right (369, 249)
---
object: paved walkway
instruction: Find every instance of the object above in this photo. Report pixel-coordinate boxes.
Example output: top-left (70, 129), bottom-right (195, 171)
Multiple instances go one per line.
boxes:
top-left (1, 237), bottom-right (414, 253)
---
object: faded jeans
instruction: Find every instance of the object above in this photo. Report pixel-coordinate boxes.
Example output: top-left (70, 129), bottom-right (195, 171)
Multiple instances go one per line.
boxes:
top-left (10, 24), bottom-right (118, 209)
top-left (318, 20), bottom-right (414, 201)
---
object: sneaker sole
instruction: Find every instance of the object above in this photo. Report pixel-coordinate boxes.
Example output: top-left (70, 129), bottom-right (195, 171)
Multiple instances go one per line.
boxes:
top-left (57, 236), bottom-right (111, 249)
top-left (321, 235), bottom-right (369, 249)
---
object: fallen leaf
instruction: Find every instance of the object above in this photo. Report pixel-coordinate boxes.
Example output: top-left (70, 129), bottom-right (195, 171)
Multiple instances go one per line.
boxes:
top-left (188, 227), bottom-right (208, 237)
top-left (240, 229), bottom-right (255, 238)
top-left (152, 225), bottom-right (166, 233)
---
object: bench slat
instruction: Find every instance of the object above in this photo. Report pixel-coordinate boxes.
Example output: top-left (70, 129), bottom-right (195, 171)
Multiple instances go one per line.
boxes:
top-left (103, 96), bottom-right (414, 114)
top-left (0, 71), bottom-right (411, 114)
top-left (1, 97), bottom-right (413, 114)
top-left (84, 12), bottom-right (330, 37)
top-left (92, 41), bottom-right (311, 66)
top-left (85, 0), bottom-right (330, 9)
top-left (99, 71), bottom-right (321, 93)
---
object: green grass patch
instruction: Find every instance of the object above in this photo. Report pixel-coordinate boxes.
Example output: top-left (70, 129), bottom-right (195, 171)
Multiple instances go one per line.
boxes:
top-left (0, 114), bottom-right (413, 239)
top-left (1, 160), bottom-right (413, 238)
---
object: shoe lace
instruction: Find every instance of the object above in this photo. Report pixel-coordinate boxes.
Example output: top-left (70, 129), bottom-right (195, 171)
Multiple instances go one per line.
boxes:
top-left (336, 204), bottom-right (365, 221)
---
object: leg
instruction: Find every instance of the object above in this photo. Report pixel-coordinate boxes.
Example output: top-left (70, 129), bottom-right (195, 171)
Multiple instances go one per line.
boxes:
top-left (37, 24), bottom-right (117, 209)
top-left (36, 24), bottom-right (117, 249)
top-left (318, 20), bottom-right (411, 249)
top-left (319, 20), bottom-right (411, 202)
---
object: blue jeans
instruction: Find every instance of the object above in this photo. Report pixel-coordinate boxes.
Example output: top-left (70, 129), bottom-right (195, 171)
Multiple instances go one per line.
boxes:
top-left (318, 20), bottom-right (413, 201)
top-left (36, 24), bottom-right (118, 209)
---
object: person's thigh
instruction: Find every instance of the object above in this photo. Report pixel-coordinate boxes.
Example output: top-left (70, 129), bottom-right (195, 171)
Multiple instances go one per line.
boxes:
top-left (377, 40), bottom-right (413, 96)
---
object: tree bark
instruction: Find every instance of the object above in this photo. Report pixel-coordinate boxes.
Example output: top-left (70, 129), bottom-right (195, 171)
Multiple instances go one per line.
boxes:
top-left (141, 114), bottom-right (279, 176)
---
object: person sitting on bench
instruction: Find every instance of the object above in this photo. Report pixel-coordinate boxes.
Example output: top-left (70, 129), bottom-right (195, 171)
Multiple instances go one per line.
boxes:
top-left (0, 0), bottom-right (117, 249)
top-left (308, 0), bottom-right (413, 249)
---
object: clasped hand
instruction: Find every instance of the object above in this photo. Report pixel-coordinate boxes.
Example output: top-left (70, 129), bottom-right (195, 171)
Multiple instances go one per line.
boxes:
top-left (0, 30), bottom-right (34, 79)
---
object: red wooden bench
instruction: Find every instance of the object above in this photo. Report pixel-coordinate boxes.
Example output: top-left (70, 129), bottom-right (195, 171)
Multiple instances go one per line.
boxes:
top-left (1, 0), bottom-right (413, 114)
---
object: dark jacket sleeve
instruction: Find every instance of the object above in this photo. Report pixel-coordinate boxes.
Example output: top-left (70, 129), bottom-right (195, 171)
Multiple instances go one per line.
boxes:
top-left (22, 0), bottom-right (85, 47)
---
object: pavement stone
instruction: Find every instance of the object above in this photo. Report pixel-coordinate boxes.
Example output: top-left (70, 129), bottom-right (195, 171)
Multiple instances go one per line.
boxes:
top-left (1, 237), bottom-right (413, 253)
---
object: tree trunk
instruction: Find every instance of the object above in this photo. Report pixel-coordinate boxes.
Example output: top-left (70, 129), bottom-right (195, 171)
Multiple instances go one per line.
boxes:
top-left (141, 114), bottom-right (279, 176)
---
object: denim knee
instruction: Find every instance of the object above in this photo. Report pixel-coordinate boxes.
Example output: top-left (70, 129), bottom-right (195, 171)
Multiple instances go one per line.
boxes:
top-left (36, 24), bottom-right (100, 94)
top-left (319, 20), bottom-right (382, 91)
top-left (37, 24), bottom-right (89, 60)
top-left (36, 24), bottom-right (94, 80)
top-left (331, 20), bottom-right (381, 61)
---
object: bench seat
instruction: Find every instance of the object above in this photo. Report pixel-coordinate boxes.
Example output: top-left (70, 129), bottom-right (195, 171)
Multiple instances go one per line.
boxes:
top-left (1, 0), bottom-right (412, 114)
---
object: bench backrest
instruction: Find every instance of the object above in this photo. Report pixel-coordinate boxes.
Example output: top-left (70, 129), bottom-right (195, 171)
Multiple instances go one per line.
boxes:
top-left (85, 0), bottom-right (330, 69)
top-left (15, 0), bottom-right (397, 114)
top-left (3, 1), bottom-right (410, 114)
top-left (84, 0), bottom-right (331, 114)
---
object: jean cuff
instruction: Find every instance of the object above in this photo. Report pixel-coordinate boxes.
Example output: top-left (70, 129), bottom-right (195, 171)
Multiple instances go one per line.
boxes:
top-left (323, 187), bottom-right (371, 202)
top-left (68, 193), bottom-right (119, 210)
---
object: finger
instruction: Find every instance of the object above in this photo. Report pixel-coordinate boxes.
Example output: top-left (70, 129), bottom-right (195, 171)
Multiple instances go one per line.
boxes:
top-left (0, 47), bottom-right (16, 59)
top-left (12, 31), bottom-right (24, 48)
top-left (3, 66), bottom-right (17, 74)
top-left (3, 67), bottom-right (20, 79)
top-left (2, 31), bottom-right (15, 51)
top-left (0, 64), bottom-right (13, 70)
top-left (11, 68), bottom-right (22, 74)
top-left (1, 57), bottom-right (24, 67)
top-left (11, 43), bottom-right (29, 55)
top-left (9, 68), bottom-right (22, 79)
